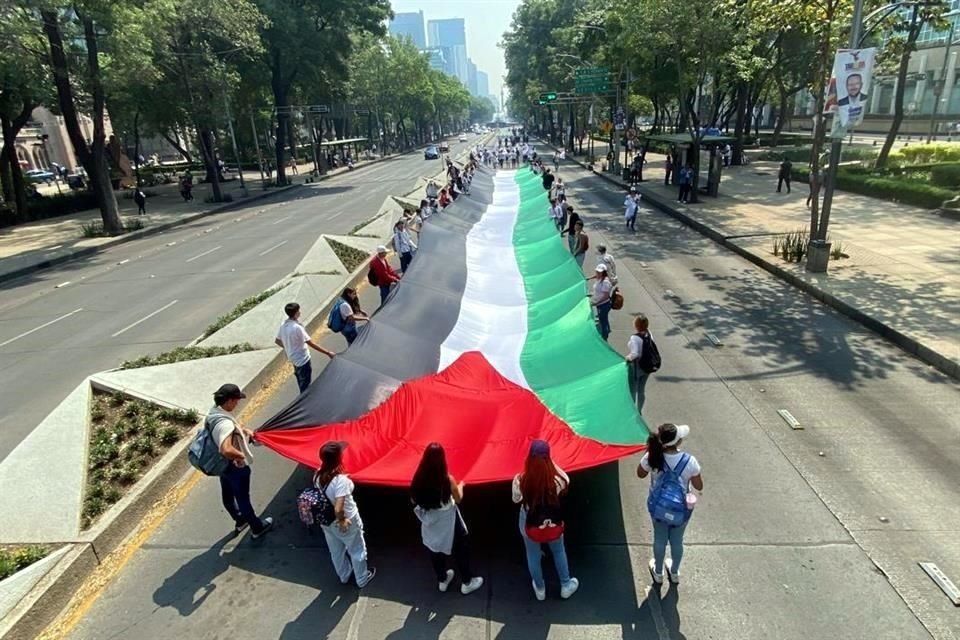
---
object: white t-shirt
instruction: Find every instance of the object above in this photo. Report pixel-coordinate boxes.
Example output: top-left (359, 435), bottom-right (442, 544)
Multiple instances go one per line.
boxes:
top-left (277, 318), bottom-right (310, 367)
top-left (639, 451), bottom-right (701, 494)
top-left (624, 195), bottom-right (638, 219)
top-left (627, 331), bottom-right (651, 361)
top-left (592, 278), bottom-right (613, 305)
top-left (209, 407), bottom-right (253, 463)
top-left (317, 473), bottom-right (359, 519)
top-left (598, 254), bottom-right (617, 283)
top-left (338, 301), bottom-right (354, 322)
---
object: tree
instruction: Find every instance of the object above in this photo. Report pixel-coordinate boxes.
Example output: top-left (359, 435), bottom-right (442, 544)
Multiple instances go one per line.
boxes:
top-left (0, 6), bottom-right (49, 220)
top-left (874, 2), bottom-right (948, 168)
top-left (469, 96), bottom-right (496, 124)
top-left (253, 0), bottom-right (390, 186)
top-left (39, 4), bottom-right (124, 233)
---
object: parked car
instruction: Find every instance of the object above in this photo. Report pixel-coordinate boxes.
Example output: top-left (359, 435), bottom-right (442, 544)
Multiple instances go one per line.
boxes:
top-left (458, 134), bottom-right (468, 142)
top-left (439, 141), bottom-right (450, 153)
top-left (424, 145), bottom-right (440, 160)
top-left (24, 169), bottom-right (56, 184)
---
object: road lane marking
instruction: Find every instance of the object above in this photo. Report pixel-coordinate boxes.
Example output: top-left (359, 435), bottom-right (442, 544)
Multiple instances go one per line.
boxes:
top-left (111, 300), bottom-right (178, 337)
top-left (55, 281), bottom-right (71, 289)
top-left (0, 308), bottom-right (84, 347)
top-left (185, 245), bottom-right (222, 263)
top-left (777, 408), bottom-right (803, 430)
top-left (117, 259), bottom-right (130, 265)
top-left (258, 240), bottom-right (288, 256)
top-left (345, 596), bottom-right (369, 640)
top-left (270, 216), bottom-right (291, 225)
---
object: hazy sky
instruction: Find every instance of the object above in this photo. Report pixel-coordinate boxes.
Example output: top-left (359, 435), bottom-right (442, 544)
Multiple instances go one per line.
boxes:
top-left (389, 0), bottom-right (521, 99)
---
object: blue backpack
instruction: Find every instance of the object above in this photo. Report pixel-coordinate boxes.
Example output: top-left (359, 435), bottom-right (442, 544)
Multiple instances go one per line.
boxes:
top-left (326, 298), bottom-right (346, 333)
top-left (646, 453), bottom-right (691, 525)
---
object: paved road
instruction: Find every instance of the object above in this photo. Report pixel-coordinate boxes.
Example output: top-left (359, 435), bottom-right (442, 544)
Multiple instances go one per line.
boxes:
top-left (0, 141), bottom-right (469, 462)
top-left (59, 160), bottom-right (960, 639)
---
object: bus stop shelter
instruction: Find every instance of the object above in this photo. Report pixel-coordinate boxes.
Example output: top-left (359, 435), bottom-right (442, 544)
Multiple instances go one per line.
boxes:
top-left (318, 137), bottom-right (368, 170)
top-left (643, 133), bottom-right (735, 197)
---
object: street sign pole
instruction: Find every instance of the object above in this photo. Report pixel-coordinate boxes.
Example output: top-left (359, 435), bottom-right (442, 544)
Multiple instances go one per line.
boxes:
top-left (249, 113), bottom-right (265, 180)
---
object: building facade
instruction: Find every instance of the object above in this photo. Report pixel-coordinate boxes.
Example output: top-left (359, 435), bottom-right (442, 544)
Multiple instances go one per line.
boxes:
top-left (423, 47), bottom-right (447, 72)
top-left (477, 70), bottom-right (490, 99)
top-left (389, 11), bottom-right (426, 49)
top-left (467, 59), bottom-right (478, 96)
top-left (428, 18), bottom-right (468, 86)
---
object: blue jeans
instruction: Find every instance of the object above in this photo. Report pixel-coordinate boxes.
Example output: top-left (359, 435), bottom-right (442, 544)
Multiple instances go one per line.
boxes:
top-left (379, 284), bottom-right (392, 306)
top-left (596, 301), bottom-right (612, 341)
top-left (219, 464), bottom-right (266, 533)
top-left (342, 323), bottom-right (358, 344)
top-left (518, 508), bottom-right (572, 591)
top-left (629, 364), bottom-right (650, 413)
top-left (399, 251), bottom-right (413, 273)
top-left (294, 361), bottom-right (312, 393)
top-left (321, 514), bottom-right (373, 587)
top-left (653, 519), bottom-right (688, 574)
top-left (574, 253), bottom-right (586, 269)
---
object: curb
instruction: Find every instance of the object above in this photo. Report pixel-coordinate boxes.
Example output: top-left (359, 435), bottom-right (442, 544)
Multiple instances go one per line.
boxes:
top-left (0, 140), bottom-right (452, 287)
top-left (550, 142), bottom-right (960, 382)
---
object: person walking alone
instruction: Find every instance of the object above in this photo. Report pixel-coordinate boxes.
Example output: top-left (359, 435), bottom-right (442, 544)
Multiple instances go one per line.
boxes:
top-left (133, 188), bottom-right (147, 215)
top-left (624, 187), bottom-right (639, 233)
top-left (315, 442), bottom-right (376, 587)
top-left (392, 220), bottom-right (417, 274)
top-left (275, 303), bottom-right (335, 394)
top-left (637, 423), bottom-right (703, 586)
top-left (778, 157), bottom-right (793, 193)
top-left (513, 440), bottom-right (579, 601)
top-left (664, 153), bottom-right (673, 186)
top-left (208, 384), bottom-right (273, 538)
top-left (678, 165), bottom-right (692, 203)
top-left (591, 264), bottom-right (614, 341)
top-left (411, 443), bottom-right (485, 595)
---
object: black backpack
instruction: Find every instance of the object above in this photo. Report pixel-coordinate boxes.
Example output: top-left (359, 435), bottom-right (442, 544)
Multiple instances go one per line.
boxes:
top-left (367, 266), bottom-right (378, 286)
top-left (638, 333), bottom-right (662, 373)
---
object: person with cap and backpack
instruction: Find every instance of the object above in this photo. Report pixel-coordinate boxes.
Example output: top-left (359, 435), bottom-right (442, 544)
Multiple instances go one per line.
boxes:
top-left (327, 287), bottom-right (368, 345)
top-left (637, 423), bottom-right (703, 586)
top-left (369, 245), bottom-right (401, 307)
top-left (192, 384), bottom-right (273, 538)
top-left (314, 441), bottom-right (376, 587)
top-left (626, 314), bottom-right (660, 414)
top-left (275, 302), bottom-right (336, 395)
top-left (512, 439), bottom-right (579, 601)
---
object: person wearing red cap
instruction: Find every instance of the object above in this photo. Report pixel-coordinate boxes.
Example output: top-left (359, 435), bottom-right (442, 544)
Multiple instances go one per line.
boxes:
top-left (315, 441), bottom-right (376, 587)
top-left (512, 440), bottom-right (579, 601)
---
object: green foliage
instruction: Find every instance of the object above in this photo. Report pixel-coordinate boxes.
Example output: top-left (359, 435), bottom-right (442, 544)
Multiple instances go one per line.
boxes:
top-left (201, 288), bottom-right (281, 338)
top-left (327, 238), bottom-right (370, 273)
top-left (772, 229), bottom-right (810, 263)
top-left (0, 546), bottom-right (49, 581)
top-left (82, 391), bottom-right (200, 529)
top-left (929, 164), bottom-right (960, 188)
top-left (888, 144), bottom-right (960, 166)
top-left (120, 343), bottom-right (256, 369)
top-left (792, 165), bottom-right (954, 209)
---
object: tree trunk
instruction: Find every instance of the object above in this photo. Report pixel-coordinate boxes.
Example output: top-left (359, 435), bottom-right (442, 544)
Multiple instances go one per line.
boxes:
top-left (0, 103), bottom-right (34, 220)
top-left (41, 9), bottom-right (122, 233)
top-left (876, 9), bottom-right (921, 169)
top-left (162, 131), bottom-right (193, 163)
top-left (270, 50), bottom-right (291, 186)
top-left (197, 126), bottom-right (222, 201)
top-left (732, 82), bottom-right (748, 165)
top-left (133, 108), bottom-right (142, 188)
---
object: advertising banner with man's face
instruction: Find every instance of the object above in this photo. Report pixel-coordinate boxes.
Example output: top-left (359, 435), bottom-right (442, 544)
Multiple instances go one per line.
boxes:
top-left (824, 47), bottom-right (877, 138)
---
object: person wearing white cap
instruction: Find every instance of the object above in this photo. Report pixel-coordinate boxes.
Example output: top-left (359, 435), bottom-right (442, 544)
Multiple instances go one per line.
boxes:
top-left (590, 264), bottom-right (613, 341)
top-left (637, 423), bottom-right (703, 586)
top-left (624, 187), bottom-right (639, 233)
top-left (369, 245), bottom-right (401, 307)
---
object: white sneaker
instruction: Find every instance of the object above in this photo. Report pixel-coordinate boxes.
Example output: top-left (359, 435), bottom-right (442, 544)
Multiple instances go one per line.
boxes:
top-left (648, 558), bottom-right (663, 585)
top-left (532, 580), bottom-right (546, 601)
top-left (461, 576), bottom-right (484, 595)
top-left (438, 569), bottom-right (455, 592)
top-left (560, 577), bottom-right (579, 599)
top-left (665, 559), bottom-right (679, 584)
top-left (250, 516), bottom-right (274, 539)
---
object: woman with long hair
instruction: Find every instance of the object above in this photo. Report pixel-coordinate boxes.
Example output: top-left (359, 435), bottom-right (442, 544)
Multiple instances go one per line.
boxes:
top-left (512, 440), bottom-right (579, 601)
top-left (637, 424), bottom-right (703, 586)
top-left (336, 287), bottom-right (368, 345)
top-left (315, 441), bottom-right (376, 587)
top-left (410, 443), bottom-right (484, 595)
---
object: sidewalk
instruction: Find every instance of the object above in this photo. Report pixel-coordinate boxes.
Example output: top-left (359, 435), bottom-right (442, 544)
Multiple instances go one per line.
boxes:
top-left (561, 147), bottom-right (960, 379)
top-left (0, 156), bottom-right (385, 285)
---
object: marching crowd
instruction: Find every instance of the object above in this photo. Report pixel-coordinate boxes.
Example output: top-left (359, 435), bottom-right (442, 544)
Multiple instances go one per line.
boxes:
top-left (192, 132), bottom-right (703, 603)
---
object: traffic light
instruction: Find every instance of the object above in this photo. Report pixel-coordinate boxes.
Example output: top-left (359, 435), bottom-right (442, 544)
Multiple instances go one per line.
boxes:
top-left (539, 92), bottom-right (558, 102)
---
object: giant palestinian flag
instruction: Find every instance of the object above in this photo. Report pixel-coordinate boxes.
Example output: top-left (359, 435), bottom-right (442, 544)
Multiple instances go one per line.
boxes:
top-left (256, 166), bottom-right (648, 484)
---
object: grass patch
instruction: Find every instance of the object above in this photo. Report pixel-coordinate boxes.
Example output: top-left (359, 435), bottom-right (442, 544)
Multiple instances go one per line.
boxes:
top-left (120, 343), bottom-right (257, 370)
top-left (791, 166), bottom-right (954, 209)
top-left (201, 288), bottom-right (282, 339)
top-left (0, 545), bottom-right (50, 581)
top-left (82, 391), bottom-right (200, 529)
top-left (327, 238), bottom-right (370, 272)
top-left (772, 229), bottom-right (847, 263)
top-left (348, 213), bottom-right (387, 236)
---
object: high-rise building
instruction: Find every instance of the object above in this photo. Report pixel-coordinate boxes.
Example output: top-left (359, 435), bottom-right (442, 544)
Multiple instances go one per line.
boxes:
top-left (390, 11), bottom-right (426, 49)
top-left (477, 71), bottom-right (490, 99)
top-left (428, 18), bottom-right (468, 85)
top-left (423, 48), bottom-right (446, 72)
top-left (467, 59), bottom-right (478, 96)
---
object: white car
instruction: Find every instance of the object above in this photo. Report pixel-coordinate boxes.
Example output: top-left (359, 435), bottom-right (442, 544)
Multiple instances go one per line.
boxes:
top-left (458, 134), bottom-right (468, 142)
